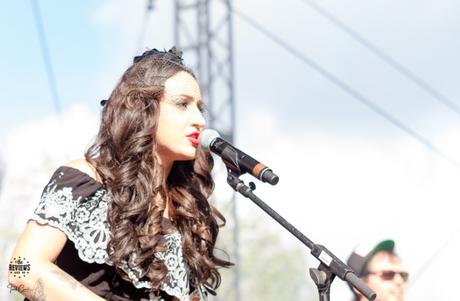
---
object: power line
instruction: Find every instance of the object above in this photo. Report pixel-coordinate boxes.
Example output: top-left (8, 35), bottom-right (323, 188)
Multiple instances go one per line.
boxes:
top-left (134, 0), bottom-right (155, 55)
top-left (229, 5), bottom-right (460, 169)
top-left (408, 225), bottom-right (460, 287)
top-left (30, 0), bottom-right (62, 114)
top-left (300, 0), bottom-right (460, 117)
top-left (232, 3), bottom-right (460, 287)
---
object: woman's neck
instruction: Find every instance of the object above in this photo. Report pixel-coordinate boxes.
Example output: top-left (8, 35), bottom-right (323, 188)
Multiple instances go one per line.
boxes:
top-left (155, 151), bottom-right (173, 176)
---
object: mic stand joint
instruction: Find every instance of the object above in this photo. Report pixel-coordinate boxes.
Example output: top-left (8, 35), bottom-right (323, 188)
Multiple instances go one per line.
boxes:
top-left (224, 168), bottom-right (376, 301)
top-left (309, 264), bottom-right (335, 301)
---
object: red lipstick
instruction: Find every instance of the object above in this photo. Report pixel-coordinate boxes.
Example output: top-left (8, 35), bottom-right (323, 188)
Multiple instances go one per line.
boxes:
top-left (187, 132), bottom-right (200, 147)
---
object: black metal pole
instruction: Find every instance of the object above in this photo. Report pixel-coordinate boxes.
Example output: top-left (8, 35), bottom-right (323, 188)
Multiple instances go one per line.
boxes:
top-left (226, 170), bottom-right (376, 301)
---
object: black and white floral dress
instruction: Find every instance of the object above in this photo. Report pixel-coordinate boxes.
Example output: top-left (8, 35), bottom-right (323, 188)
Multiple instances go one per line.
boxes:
top-left (28, 166), bottom-right (207, 301)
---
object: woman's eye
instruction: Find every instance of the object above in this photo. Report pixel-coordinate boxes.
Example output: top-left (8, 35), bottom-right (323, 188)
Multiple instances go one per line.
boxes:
top-left (177, 101), bottom-right (188, 109)
top-left (198, 104), bottom-right (206, 113)
top-left (175, 99), bottom-right (206, 113)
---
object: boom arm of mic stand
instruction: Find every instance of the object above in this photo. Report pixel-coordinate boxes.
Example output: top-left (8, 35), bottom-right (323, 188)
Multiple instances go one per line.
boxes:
top-left (226, 170), bottom-right (376, 301)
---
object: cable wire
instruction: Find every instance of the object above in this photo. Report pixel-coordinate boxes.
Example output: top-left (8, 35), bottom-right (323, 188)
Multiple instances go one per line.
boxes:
top-left (408, 225), bottom-right (460, 288)
top-left (229, 5), bottom-right (460, 169)
top-left (230, 3), bottom-right (460, 286)
top-left (296, 1), bottom-right (460, 285)
top-left (134, 0), bottom-right (155, 55)
top-left (300, 0), bottom-right (460, 117)
top-left (30, 0), bottom-right (62, 114)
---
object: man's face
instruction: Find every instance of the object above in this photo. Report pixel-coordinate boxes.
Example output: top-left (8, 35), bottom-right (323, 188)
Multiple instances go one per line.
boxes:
top-left (363, 251), bottom-right (407, 301)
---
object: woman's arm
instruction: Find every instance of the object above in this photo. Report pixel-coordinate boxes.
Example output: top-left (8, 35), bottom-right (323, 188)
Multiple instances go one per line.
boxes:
top-left (8, 220), bottom-right (105, 301)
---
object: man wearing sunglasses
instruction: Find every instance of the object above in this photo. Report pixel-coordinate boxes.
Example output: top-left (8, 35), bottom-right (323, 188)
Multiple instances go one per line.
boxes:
top-left (346, 239), bottom-right (408, 301)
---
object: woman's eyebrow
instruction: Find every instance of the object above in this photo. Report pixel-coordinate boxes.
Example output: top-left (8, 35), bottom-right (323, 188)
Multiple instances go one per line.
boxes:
top-left (173, 94), bottom-right (203, 104)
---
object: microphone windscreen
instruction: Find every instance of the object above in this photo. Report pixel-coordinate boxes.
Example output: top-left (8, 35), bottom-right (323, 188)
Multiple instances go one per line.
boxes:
top-left (198, 129), bottom-right (220, 149)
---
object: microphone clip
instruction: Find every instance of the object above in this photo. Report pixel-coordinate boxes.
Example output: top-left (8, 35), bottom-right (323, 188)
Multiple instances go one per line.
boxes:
top-left (226, 170), bottom-right (257, 195)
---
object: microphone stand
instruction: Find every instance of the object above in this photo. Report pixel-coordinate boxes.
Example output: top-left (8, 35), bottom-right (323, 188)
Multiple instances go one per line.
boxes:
top-left (226, 170), bottom-right (376, 301)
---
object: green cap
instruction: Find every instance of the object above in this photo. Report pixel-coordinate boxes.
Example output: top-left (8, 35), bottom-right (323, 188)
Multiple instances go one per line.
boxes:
top-left (347, 239), bottom-right (395, 277)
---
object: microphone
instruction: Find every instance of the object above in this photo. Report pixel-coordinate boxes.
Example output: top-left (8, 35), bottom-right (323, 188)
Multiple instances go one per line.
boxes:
top-left (199, 129), bottom-right (279, 185)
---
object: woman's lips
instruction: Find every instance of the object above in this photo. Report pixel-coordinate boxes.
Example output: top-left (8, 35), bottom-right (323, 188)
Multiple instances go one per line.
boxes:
top-left (187, 132), bottom-right (200, 146)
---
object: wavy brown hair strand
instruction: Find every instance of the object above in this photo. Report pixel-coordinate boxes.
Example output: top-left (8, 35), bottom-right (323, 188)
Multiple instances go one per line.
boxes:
top-left (85, 48), bottom-right (232, 294)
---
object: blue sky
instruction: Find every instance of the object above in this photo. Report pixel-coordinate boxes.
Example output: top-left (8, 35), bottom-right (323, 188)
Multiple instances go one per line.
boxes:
top-left (3, 0), bottom-right (460, 144)
top-left (1, 1), bottom-right (460, 300)
top-left (2, 2), bottom-right (94, 114)
top-left (1, 1), bottom-right (130, 144)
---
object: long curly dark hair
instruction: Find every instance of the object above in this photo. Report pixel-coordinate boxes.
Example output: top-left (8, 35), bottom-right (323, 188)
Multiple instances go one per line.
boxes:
top-left (85, 47), bottom-right (231, 294)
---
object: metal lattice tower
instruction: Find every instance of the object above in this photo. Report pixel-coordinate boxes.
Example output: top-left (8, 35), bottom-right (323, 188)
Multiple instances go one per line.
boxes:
top-left (174, 0), bottom-right (239, 300)
top-left (174, 0), bottom-right (235, 142)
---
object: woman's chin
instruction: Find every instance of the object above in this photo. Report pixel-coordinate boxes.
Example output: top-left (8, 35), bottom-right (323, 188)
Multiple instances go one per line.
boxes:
top-left (175, 150), bottom-right (197, 162)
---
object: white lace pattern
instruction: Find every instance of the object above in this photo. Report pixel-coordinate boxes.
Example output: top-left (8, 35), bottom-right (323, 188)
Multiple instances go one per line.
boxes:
top-left (31, 170), bottom-right (207, 301)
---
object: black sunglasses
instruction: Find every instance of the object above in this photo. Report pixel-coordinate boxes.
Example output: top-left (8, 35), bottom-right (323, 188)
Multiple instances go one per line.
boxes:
top-left (365, 270), bottom-right (409, 282)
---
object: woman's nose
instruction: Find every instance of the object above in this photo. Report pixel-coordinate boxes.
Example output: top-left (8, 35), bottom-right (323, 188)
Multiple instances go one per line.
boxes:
top-left (190, 105), bottom-right (206, 129)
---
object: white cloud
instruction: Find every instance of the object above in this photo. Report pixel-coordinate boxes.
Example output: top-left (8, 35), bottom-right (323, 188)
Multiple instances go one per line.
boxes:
top-left (0, 104), bottom-right (99, 299)
top-left (229, 110), bottom-right (460, 300)
top-left (91, 0), bottom-right (175, 96)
